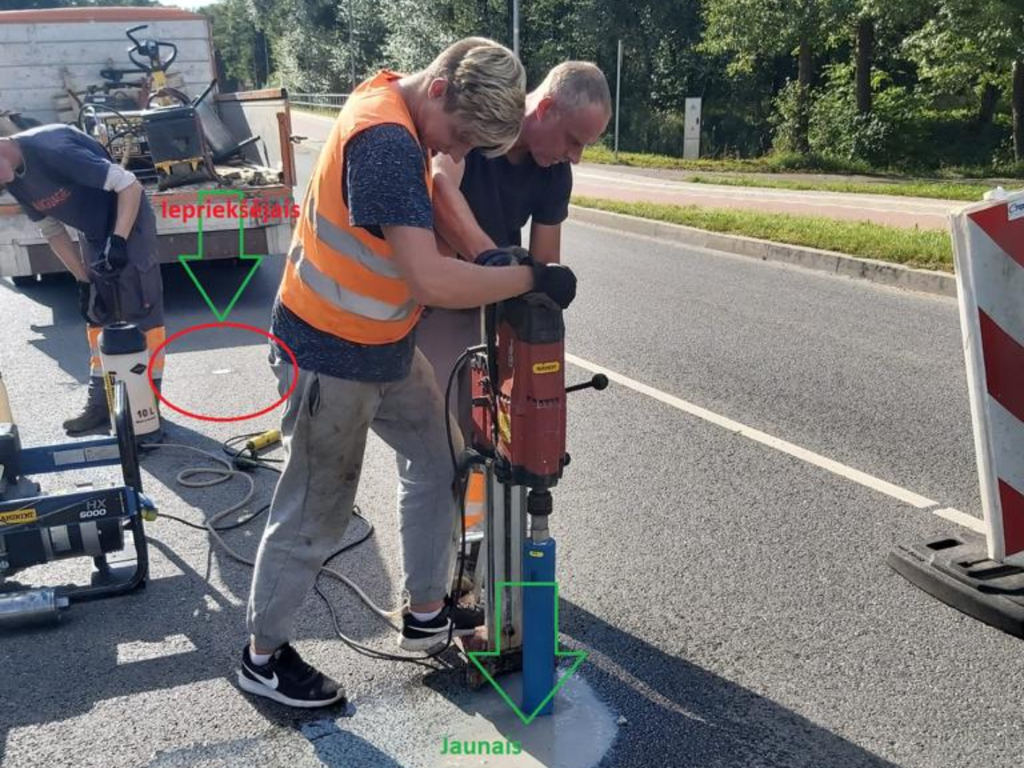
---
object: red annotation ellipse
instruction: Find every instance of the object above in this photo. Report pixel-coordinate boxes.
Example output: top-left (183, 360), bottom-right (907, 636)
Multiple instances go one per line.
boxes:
top-left (147, 322), bottom-right (298, 423)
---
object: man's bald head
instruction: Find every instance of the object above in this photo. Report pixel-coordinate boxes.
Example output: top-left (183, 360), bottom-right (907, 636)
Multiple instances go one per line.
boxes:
top-left (520, 62), bottom-right (612, 167)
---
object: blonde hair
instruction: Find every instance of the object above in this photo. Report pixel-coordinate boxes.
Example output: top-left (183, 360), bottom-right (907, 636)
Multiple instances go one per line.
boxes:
top-left (425, 37), bottom-right (525, 158)
top-left (539, 61), bottom-right (611, 115)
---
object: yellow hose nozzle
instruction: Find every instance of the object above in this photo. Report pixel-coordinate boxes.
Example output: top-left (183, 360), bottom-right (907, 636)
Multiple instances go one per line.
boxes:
top-left (245, 429), bottom-right (282, 453)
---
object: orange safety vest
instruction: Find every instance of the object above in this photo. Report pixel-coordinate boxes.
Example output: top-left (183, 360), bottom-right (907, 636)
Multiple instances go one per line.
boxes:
top-left (279, 71), bottom-right (430, 344)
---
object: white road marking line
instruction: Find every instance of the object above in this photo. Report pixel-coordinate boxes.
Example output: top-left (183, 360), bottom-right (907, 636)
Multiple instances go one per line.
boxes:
top-left (567, 354), bottom-right (984, 530)
top-left (932, 507), bottom-right (986, 534)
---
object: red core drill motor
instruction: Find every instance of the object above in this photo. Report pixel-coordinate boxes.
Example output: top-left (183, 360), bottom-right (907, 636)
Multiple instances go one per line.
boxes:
top-left (462, 264), bottom-right (606, 718)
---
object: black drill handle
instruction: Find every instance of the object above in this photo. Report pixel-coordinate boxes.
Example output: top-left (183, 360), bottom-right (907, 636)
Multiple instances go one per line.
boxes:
top-left (566, 374), bottom-right (608, 394)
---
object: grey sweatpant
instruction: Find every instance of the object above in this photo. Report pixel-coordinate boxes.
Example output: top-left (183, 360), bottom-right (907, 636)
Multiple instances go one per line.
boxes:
top-left (246, 348), bottom-right (464, 651)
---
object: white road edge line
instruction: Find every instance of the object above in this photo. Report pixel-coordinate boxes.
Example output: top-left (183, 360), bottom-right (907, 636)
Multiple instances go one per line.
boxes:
top-left (932, 508), bottom-right (986, 534)
top-left (567, 354), bottom-right (982, 530)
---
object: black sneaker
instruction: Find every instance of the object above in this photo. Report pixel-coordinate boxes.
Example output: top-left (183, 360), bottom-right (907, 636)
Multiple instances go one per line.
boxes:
top-left (238, 643), bottom-right (346, 708)
top-left (400, 599), bottom-right (485, 651)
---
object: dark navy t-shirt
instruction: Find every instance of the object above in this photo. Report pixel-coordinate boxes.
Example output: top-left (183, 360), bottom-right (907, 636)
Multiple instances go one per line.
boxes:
top-left (5, 124), bottom-right (119, 246)
top-left (458, 149), bottom-right (573, 248)
top-left (270, 123), bottom-right (432, 382)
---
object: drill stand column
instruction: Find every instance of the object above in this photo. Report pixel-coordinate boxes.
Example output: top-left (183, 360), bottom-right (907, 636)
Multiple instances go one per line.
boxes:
top-left (474, 470), bottom-right (528, 683)
top-left (468, 478), bottom-right (559, 718)
top-left (522, 489), bottom-right (556, 717)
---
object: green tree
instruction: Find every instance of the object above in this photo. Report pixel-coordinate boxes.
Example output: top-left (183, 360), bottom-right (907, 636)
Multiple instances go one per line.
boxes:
top-left (701, 0), bottom-right (859, 153)
top-left (380, 0), bottom-right (460, 72)
top-left (381, 0), bottom-right (508, 73)
top-left (1015, 56), bottom-right (1023, 162)
top-left (194, 0), bottom-right (1023, 168)
top-left (203, 0), bottom-right (258, 90)
top-left (905, 0), bottom-right (1023, 160)
top-left (904, 0), bottom-right (1018, 118)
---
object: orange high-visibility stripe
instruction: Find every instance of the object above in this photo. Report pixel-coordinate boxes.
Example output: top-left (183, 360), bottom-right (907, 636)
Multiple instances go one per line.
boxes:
top-left (146, 327), bottom-right (166, 378)
top-left (463, 469), bottom-right (487, 530)
top-left (279, 71), bottom-right (430, 345)
top-left (293, 206), bottom-right (412, 306)
top-left (279, 258), bottom-right (419, 343)
top-left (87, 326), bottom-right (103, 376)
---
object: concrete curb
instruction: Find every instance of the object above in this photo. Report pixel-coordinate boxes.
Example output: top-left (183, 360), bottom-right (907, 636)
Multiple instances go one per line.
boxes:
top-left (569, 204), bottom-right (957, 298)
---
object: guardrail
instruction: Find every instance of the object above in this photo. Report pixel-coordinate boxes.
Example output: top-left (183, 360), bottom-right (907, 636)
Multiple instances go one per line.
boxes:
top-left (289, 92), bottom-right (349, 111)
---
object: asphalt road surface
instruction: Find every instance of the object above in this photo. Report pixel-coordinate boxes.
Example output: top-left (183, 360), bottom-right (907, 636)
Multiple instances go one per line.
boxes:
top-left (0, 116), bottom-right (1020, 768)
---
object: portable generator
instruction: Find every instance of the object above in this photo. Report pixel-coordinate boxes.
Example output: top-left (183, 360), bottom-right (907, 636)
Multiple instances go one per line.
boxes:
top-left (0, 381), bottom-right (155, 629)
top-left (81, 102), bottom-right (214, 190)
top-left (143, 105), bottom-right (213, 189)
top-left (81, 107), bottom-right (148, 165)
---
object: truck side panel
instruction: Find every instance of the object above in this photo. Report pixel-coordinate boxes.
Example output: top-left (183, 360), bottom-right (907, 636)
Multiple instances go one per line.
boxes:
top-left (0, 182), bottom-right (296, 278)
top-left (0, 14), bottom-right (297, 280)
top-left (0, 18), bottom-right (215, 124)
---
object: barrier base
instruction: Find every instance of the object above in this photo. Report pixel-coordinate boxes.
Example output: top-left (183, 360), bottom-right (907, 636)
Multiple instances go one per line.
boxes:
top-left (888, 534), bottom-right (1024, 639)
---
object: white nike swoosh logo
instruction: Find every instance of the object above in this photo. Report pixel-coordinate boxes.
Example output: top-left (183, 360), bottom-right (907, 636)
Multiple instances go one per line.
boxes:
top-left (245, 662), bottom-right (279, 690)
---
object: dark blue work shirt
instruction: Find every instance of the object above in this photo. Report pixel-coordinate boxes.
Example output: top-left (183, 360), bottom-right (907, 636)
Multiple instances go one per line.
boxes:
top-left (458, 148), bottom-right (573, 248)
top-left (271, 123), bottom-right (433, 382)
top-left (5, 124), bottom-right (120, 246)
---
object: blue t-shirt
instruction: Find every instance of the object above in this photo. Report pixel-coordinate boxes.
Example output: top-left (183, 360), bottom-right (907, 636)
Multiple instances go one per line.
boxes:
top-left (5, 124), bottom-right (120, 246)
top-left (271, 123), bottom-right (433, 382)
top-left (459, 148), bottom-right (572, 249)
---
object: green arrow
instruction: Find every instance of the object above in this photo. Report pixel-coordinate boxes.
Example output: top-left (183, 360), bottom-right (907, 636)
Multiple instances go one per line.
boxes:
top-left (178, 189), bottom-right (264, 322)
top-left (466, 581), bottom-right (588, 725)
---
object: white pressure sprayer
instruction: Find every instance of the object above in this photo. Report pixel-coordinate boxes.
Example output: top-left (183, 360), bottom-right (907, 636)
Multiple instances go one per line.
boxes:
top-left (98, 290), bottom-right (161, 439)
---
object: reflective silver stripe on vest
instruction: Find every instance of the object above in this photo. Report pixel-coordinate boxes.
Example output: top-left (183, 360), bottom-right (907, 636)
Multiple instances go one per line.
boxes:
top-left (308, 199), bottom-right (402, 279)
top-left (289, 244), bottom-right (416, 322)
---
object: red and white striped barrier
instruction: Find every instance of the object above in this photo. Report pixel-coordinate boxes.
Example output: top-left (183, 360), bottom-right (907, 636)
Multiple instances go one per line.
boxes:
top-left (951, 189), bottom-right (1024, 565)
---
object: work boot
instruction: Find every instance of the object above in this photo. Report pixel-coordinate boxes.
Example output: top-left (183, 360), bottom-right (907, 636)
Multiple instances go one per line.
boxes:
top-left (63, 376), bottom-right (110, 435)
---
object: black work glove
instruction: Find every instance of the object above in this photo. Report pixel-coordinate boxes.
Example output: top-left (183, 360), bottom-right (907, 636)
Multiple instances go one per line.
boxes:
top-left (474, 246), bottom-right (534, 268)
top-left (77, 280), bottom-right (93, 323)
top-left (95, 234), bottom-right (129, 275)
top-left (77, 280), bottom-right (110, 325)
top-left (530, 263), bottom-right (577, 309)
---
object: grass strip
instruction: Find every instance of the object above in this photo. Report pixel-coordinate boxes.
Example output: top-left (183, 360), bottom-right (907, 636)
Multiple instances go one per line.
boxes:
top-left (572, 196), bottom-right (953, 271)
